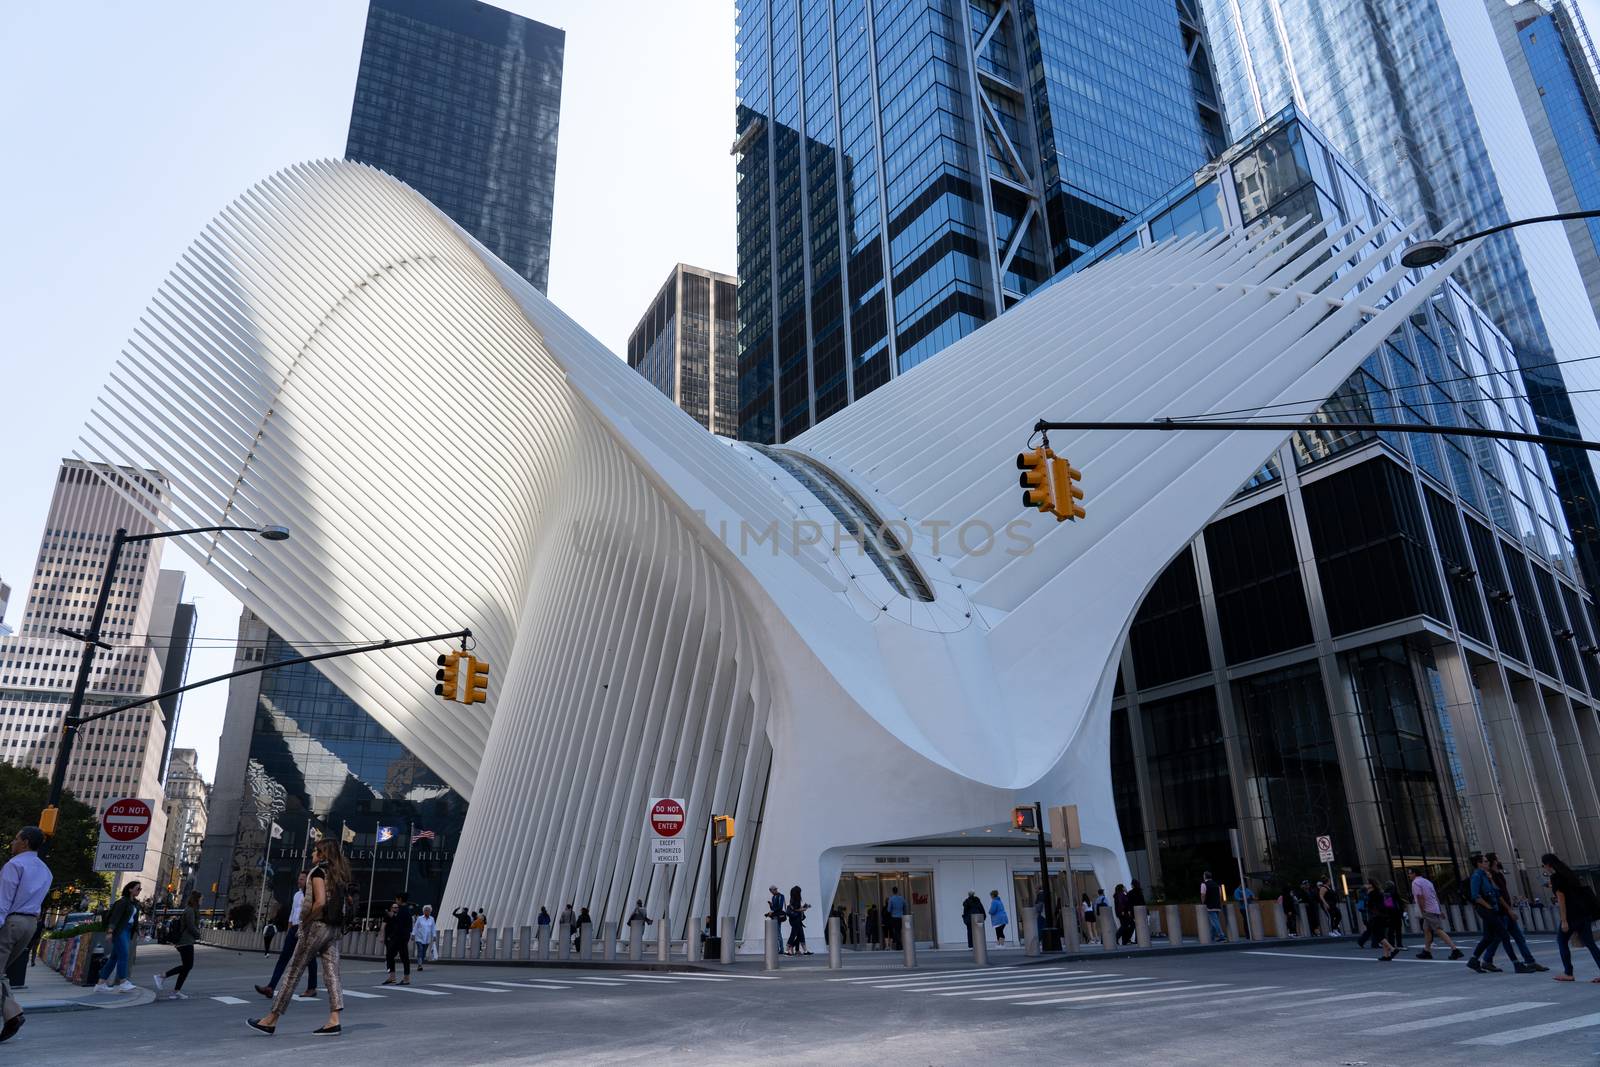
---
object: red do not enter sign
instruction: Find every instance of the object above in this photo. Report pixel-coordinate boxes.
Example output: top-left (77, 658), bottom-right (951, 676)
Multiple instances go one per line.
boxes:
top-left (649, 798), bottom-right (685, 838)
top-left (102, 798), bottom-right (152, 842)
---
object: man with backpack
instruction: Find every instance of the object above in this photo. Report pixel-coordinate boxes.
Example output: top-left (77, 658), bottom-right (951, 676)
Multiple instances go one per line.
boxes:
top-left (1200, 872), bottom-right (1226, 942)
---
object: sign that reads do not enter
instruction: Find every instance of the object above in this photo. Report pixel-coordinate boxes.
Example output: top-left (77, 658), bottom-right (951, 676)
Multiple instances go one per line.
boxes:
top-left (648, 797), bottom-right (686, 865)
top-left (95, 797), bottom-right (155, 872)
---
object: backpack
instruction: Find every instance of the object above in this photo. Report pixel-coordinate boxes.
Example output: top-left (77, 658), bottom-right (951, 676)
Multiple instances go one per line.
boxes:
top-left (165, 916), bottom-right (183, 942)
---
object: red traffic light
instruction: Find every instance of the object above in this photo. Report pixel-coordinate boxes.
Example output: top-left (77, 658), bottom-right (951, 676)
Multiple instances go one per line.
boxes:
top-left (1012, 805), bottom-right (1037, 832)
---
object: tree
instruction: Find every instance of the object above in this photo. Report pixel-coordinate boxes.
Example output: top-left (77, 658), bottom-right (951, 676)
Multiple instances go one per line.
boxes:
top-left (0, 763), bottom-right (106, 903)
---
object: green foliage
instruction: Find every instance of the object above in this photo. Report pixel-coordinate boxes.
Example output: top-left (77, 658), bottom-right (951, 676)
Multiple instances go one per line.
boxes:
top-left (0, 762), bottom-right (107, 902)
top-left (43, 922), bottom-right (104, 940)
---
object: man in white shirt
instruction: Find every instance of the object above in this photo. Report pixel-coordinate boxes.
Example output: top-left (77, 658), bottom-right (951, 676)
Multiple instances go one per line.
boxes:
top-left (0, 826), bottom-right (51, 1043)
top-left (254, 871), bottom-right (317, 1001)
top-left (412, 905), bottom-right (437, 971)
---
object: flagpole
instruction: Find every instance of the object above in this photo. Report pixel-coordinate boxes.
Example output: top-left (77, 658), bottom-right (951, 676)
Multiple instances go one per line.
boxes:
top-left (404, 822), bottom-right (414, 896)
top-left (304, 816), bottom-right (313, 872)
top-left (366, 825), bottom-right (379, 921)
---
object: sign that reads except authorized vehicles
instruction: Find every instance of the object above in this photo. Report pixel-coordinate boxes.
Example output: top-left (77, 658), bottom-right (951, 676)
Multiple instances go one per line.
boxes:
top-left (648, 797), bottom-right (686, 865)
top-left (95, 797), bottom-right (154, 872)
top-left (1316, 834), bottom-right (1335, 864)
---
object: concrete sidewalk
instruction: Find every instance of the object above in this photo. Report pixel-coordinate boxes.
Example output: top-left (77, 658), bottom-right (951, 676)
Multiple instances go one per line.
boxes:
top-left (12, 957), bottom-right (154, 1014)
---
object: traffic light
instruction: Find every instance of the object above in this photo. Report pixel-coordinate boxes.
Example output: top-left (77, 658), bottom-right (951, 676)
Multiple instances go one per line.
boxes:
top-left (1017, 447), bottom-right (1055, 515)
top-left (38, 805), bottom-right (58, 836)
top-left (462, 655), bottom-right (491, 705)
top-left (1012, 805), bottom-right (1037, 832)
top-left (435, 651), bottom-right (461, 701)
top-left (712, 815), bottom-right (735, 844)
top-left (1054, 456), bottom-right (1085, 521)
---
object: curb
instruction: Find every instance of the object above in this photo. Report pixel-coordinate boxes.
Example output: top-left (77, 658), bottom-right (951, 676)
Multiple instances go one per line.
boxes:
top-left (1013, 934), bottom-right (1349, 965)
top-left (199, 940), bottom-right (718, 973)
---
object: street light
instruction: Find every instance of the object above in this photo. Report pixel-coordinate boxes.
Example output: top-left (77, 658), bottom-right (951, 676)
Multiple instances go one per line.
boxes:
top-left (42, 521), bottom-right (290, 828)
top-left (1400, 209), bottom-right (1600, 269)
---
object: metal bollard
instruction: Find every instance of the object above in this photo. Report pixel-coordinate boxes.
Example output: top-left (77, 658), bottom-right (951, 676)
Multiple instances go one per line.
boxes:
top-left (1195, 905), bottom-right (1214, 945)
top-left (970, 915), bottom-right (988, 966)
top-left (687, 925), bottom-right (702, 962)
top-left (1134, 905), bottom-right (1151, 948)
top-left (1295, 903), bottom-right (1310, 938)
top-left (1021, 906), bottom-right (1039, 957)
top-left (901, 915), bottom-right (916, 968)
top-left (629, 919), bottom-right (645, 961)
top-left (765, 918), bottom-right (781, 970)
top-left (828, 916), bottom-right (843, 970)
top-left (658, 916), bottom-right (671, 961)
top-left (1061, 904), bottom-right (1080, 952)
top-left (720, 917), bottom-right (735, 964)
top-left (518, 925), bottom-right (532, 961)
top-left (1247, 901), bottom-right (1265, 942)
top-left (1098, 906), bottom-right (1116, 950)
top-left (537, 925), bottom-right (551, 961)
top-left (439, 930), bottom-right (453, 959)
top-left (469, 929), bottom-right (483, 959)
top-left (1447, 904), bottom-right (1464, 933)
top-left (601, 921), bottom-right (615, 961)
top-left (501, 927), bottom-right (515, 960)
top-left (1225, 902), bottom-right (1242, 942)
top-left (1163, 904), bottom-right (1182, 944)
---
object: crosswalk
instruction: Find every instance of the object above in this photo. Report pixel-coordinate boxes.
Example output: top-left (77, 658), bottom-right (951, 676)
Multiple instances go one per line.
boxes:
top-left (205, 969), bottom-right (782, 1010)
top-left (826, 965), bottom-right (1600, 1050)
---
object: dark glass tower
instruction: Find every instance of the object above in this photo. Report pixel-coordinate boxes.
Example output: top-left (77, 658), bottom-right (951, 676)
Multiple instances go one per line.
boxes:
top-left (733, 0), bottom-right (1223, 443)
top-left (345, 0), bottom-right (564, 291)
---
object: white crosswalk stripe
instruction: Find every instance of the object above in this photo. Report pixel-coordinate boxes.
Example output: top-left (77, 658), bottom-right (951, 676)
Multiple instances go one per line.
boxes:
top-left (1172, 987), bottom-right (1334, 1019)
top-left (925, 974), bottom-right (1109, 995)
top-left (621, 973), bottom-right (731, 982)
top-left (388, 985), bottom-right (449, 995)
top-left (1062, 984), bottom-right (1283, 1010)
top-left (1363, 1001), bottom-right (1554, 1035)
top-left (1313, 995), bottom-right (1462, 1022)
top-left (973, 978), bottom-right (1163, 1002)
top-left (341, 989), bottom-right (385, 999)
top-left (1459, 1011), bottom-right (1600, 1046)
top-left (1014, 981), bottom-right (1228, 1007)
top-left (872, 970), bottom-right (1095, 991)
top-left (211, 995), bottom-right (249, 1005)
top-left (432, 983), bottom-right (513, 993)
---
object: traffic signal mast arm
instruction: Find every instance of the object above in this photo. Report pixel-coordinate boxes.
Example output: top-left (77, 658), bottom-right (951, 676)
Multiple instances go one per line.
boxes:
top-left (1031, 417), bottom-right (1600, 452)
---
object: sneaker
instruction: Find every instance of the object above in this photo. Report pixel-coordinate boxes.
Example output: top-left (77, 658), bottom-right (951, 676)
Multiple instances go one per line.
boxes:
top-left (1533, 963), bottom-right (1550, 972)
top-left (1484, 962), bottom-right (1504, 973)
top-left (246, 1018), bottom-right (275, 1036)
top-left (92, 983), bottom-right (111, 993)
top-left (172, 992), bottom-right (190, 1000)
top-left (152, 974), bottom-right (165, 993)
top-left (115, 980), bottom-right (137, 993)
top-left (1449, 949), bottom-right (1465, 960)
top-left (1513, 962), bottom-right (1534, 974)
top-left (1467, 958), bottom-right (1484, 973)
top-left (1416, 950), bottom-right (1433, 960)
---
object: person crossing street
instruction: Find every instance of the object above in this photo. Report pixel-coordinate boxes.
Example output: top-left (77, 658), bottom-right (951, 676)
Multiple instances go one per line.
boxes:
top-left (382, 893), bottom-right (414, 985)
top-left (0, 827), bottom-right (50, 1043)
top-left (1466, 853), bottom-right (1507, 974)
top-left (1406, 867), bottom-right (1463, 961)
top-left (412, 905), bottom-right (436, 971)
top-left (254, 871), bottom-right (317, 1002)
top-left (248, 838), bottom-right (350, 1037)
top-left (1487, 853), bottom-right (1546, 973)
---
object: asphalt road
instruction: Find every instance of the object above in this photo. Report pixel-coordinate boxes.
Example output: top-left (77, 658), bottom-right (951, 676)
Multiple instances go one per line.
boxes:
top-left (16, 934), bottom-right (1600, 1064)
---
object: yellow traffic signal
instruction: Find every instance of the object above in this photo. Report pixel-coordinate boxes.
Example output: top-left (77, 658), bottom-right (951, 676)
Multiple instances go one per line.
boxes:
top-left (1017, 447), bottom-right (1055, 515)
top-left (435, 651), bottom-right (461, 701)
top-left (712, 815), bottom-right (735, 844)
top-left (38, 805), bottom-right (58, 836)
top-left (1054, 457), bottom-right (1085, 521)
top-left (462, 655), bottom-right (490, 705)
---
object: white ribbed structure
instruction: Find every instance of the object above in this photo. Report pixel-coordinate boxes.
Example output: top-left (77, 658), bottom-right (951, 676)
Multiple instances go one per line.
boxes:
top-left (79, 161), bottom-right (1472, 938)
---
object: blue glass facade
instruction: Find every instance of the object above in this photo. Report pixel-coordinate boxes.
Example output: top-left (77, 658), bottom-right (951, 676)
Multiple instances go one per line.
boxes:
top-left (231, 631), bottom-right (468, 920)
top-left (735, 0), bottom-right (1219, 443)
top-left (345, 0), bottom-right (563, 291)
top-left (1199, 0), bottom-right (1600, 595)
top-left (1518, 10), bottom-right (1600, 291)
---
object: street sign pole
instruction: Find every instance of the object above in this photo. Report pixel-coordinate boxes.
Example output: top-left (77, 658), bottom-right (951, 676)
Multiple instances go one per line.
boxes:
top-left (1034, 801), bottom-right (1060, 952)
top-left (706, 816), bottom-right (721, 960)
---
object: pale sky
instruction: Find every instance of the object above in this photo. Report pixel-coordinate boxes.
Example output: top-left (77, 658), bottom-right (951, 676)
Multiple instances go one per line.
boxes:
top-left (0, 0), bottom-right (736, 782)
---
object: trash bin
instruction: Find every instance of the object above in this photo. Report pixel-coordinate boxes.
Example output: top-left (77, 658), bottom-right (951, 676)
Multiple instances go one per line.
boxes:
top-left (84, 950), bottom-right (106, 988)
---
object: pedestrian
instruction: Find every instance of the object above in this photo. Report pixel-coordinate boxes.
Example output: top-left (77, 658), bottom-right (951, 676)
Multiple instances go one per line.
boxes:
top-left (1466, 853), bottom-right (1508, 974)
top-left (1319, 879), bottom-right (1343, 935)
top-left (574, 906), bottom-right (592, 952)
top-left (412, 905), bottom-right (436, 971)
top-left (1542, 853), bottom-right (1600, 983)
top-left (452, 906), bottom-right (471, 930)
top-left (1367, 880), bottom-right (1402, 962)
top-left (248, 837), bottom-right (351, 1036)
top-left (1080, 893), bottom-right (1094, 942)
top-left (962, 891), bottom-right (985, 947)
top-left (629, 899), bottom-right (653, 938)
top-left (559, 903), bottom-right (577, 949)
top-left (786, 886), bottom-right (811, 955)
top-left (94, 880), bottom-right (143, 993)
top-left (1200, 871), bottom-right (1226, 942)
top-left (1113, 884), bottom-right (1134, 945)
top-left (988, 890), bottom-right (1008, 944)
top-left (1488, 853), bottom-right (1545, 972)
top-left (262, 915), bottom-right (279, 956)
top-left (153, 890), bottom-right (201, 1000)
top-left (1233, 882), bottom-right (1255, 939)
top-left (253, 870), bottom-right (317, 1002)
top-left (1355, 883), bottom-right (1372, 948)
top-left (1281, 886), bottom-right (1298, 937)
top-left (536, 906), bottom-right (551, 950)
top-left (0, 826), bottom-right (50, 1043)
top-left (472, 909), bottom-right (486, 931)
top-left (1298, 881), bottom-right (1320, 937)
top-left (766, 885), bottom-right (787, 947)
top-left (382, 892), bottom-right (414, 985)
top-left (886, 885), bottom-right (907, 949)
top-left (1129, 881), bottom-right (1148, 942)
top-left (1406, 867), bottom-right (1463, 961)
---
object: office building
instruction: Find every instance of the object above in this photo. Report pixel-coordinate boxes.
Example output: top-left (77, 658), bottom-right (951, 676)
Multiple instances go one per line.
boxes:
top-left (0, 580), bottom-right (12, 637)
top-left (627, 263), bottom-right (739, 436)
top-left (79, 159), bottom-right (1474, 945)
top-left (195, 607), bottom-right (467, 921)
top-left (345, 0), bottom-right (564, 291)
top-left (157, 748), bottom-right (209, 904)
top-left (1199, 0), bottom-right (1600, 596)
top-left (732, 0), bottom-right (1225, 443)
top-left (1061, 107), bottom-right (1600, 901)
top-left (0, 460), bottom-right (196, 888)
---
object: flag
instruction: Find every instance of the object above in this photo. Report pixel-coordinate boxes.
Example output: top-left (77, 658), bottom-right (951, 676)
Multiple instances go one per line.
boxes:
top-left (376, 825), bottom-right (397, 844)
top-left (308, 824), bottom-right (321, 842)
top-left (341, 823), bottom-right (356, 844)
top-left (411, 828), bottom-right (436, 844)
top-left (269, 821), bottom-right (284, 840)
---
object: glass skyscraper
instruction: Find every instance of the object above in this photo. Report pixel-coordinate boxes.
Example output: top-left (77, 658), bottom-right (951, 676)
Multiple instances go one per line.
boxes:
top-left (345, 0), bottom-right (564, 291)
top-left (733, 0), bottom-right (1224, 443)
top-left (1199, 0), bottom-right (1600, 594)
top-left (628, 264), bottom-right (740, 436)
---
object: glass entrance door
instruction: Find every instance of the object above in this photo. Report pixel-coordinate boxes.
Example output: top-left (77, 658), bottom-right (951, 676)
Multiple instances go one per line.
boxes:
top-left (830, 870), bottom-right (938, 948)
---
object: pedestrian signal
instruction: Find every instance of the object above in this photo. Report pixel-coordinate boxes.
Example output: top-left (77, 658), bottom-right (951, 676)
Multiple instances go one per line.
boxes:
top-left (1012, 806), bottom-right (1037, 832)
top-left (712, 815), bottom-right (735, 844)
top-left (463, 655), bottom-right (490, 705)
top-left (435, 651), bottom-right (461, 701)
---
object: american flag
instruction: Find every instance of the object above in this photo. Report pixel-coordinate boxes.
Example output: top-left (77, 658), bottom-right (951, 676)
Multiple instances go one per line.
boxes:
top-left (412, 828), bottom-right (436, 844)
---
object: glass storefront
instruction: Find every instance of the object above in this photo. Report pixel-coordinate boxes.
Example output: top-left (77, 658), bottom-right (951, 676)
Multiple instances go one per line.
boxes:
top-left (830, 871), bottom-right (936, 949)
